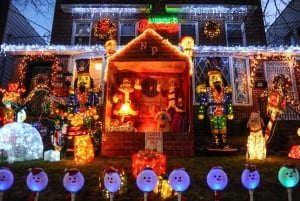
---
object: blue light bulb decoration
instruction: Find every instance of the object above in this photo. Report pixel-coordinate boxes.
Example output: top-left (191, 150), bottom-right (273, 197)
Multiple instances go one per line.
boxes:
top-left (206, 166), bottom-right (228, 191)
top-left (278, 164), bottom-right (299, 188)
top-left (26, 168), bottom-right (48, 192)
top-left (0, 167), bottom-right (14, 191)
top-left (103, 169), bottom-right (121, 193)
top-left (241, 165), bottom-right (260, 190)
top-left (136, 168), bottom-right (158, 192)
top-left (63, 168), bottom-right (85, 193)
top-left (168, 167), bottom-right (190, 192)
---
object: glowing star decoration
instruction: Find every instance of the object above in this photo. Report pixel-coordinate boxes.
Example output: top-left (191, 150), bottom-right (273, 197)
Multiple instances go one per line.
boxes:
top-left (0, 167), bottom-right (14, 192)
top-left (278, 165), bottom-right (299, 189)
top-left (241, 165), bottom-right (260, 190)
top-left (0, 122), bottom-right (44, 164)
top-left (136, 168), bottom-right (158, 193)
top-left (26, 168), bottom-right (48, 201)
top-left (104, 170), bottom-right (121, 193)
top-left (168, 168), bottom-right (190, 192)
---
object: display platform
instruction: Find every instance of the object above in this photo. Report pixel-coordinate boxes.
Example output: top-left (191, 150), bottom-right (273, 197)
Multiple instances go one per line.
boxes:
top-left (206, 147), bottom-right (238, 156)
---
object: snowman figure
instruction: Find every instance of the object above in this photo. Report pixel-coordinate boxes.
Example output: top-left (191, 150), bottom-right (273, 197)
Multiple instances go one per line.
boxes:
top-left (63, 168), bottom-right (85, 201)
top-left (26, 168), bottom-right (48, 201)
top-left (103, 169), bottom-right (121, 201)
top-left (0, 167), bottom-right (14, 201)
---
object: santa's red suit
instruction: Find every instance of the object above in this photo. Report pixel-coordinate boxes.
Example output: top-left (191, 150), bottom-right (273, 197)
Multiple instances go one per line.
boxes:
top-left (112, 85), bottom-right (141, 123)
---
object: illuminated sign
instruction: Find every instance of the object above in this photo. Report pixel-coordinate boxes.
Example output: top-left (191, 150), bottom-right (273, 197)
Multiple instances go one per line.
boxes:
top-left (138, 18), bottom-right (179, 34)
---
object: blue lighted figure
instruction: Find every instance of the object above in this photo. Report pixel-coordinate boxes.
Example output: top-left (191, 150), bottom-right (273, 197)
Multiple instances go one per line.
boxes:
top-left (196, 62), bottom-right (233, 149)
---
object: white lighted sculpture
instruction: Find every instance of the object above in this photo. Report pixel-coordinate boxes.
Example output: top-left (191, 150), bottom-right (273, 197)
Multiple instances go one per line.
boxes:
top-left (0, 122), bottom-right (44, 163)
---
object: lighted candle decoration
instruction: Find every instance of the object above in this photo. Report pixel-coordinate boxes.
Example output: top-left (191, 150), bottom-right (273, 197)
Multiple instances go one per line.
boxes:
top-left (241, 165), bottom-right (260, 201)
top-left (278, 164), bottom-right (299, 201)
top-left (168, 167), bottom-right (190, 201)
top-left (103, 169), bottom-right (121, 201)
top-left (206, 166), bottom-right (228, 201)
top-left (26, 168), bottom-right (48, 201)
top-left (136, 168), bottom-right (158, 201)
top-left (0, 167), bottom-right (14, 201)
top-left (63, 168), bottom-right (85, 201)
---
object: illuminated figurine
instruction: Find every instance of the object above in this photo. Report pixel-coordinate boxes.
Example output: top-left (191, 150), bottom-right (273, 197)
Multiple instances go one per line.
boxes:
top-left (112, 78), bottom-right (141, 124)
top-left (179, 36), bottom-right (194, 57)
top-left (105, 39), bottom-right (117, 58)
top-left (196, 67), bottom-right (233, 149)
top-left (264, 74), bottom-right (290, 143)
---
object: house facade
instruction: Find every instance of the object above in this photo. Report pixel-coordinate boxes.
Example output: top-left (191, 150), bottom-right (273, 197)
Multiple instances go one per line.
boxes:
top-left (1, 0), bottom-right (300, 156)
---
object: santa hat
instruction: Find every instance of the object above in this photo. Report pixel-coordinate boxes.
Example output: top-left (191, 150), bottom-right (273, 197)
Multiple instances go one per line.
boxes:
top-left (29, 168), bottom-right (44, 175)
top-left (65, 168), bottom-right (80, 176)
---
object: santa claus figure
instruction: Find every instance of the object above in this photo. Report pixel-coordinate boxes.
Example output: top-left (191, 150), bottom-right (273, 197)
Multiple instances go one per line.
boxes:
top-left (112, 78), bottom-right (141, 124)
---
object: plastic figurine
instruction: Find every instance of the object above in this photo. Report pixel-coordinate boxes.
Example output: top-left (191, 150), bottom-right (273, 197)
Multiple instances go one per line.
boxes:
top-left (196, 68), bottom-right (233, 149)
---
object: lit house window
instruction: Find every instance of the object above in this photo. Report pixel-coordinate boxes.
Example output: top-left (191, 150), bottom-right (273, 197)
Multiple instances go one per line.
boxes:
top-left (179, 22), bottom-right (198, 45)
top-left (118, 22), bottom-right (137, 46)
top-left (72, 21), bottom-right (92, 45)
top-left (225, 22), bottom-right (246, 46)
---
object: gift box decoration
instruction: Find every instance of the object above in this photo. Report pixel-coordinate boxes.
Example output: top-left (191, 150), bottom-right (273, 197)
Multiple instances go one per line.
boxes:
top-left (132, 149), bottom-right (166, 178)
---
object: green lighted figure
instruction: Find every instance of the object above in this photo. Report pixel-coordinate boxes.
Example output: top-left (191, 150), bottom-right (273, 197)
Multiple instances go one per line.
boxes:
top-left (196, 67), bottom-right (234, 149)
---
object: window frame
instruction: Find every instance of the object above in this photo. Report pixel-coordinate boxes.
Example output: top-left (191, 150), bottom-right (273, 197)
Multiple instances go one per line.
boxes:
top-left (225, 21), bottom-right (246, 46)
top-left (118, 21), bottom-right (137, 46)
top-left (71, 20), bottom-right (93, 45)
top-left (179, 21), bottom-right (199, 45)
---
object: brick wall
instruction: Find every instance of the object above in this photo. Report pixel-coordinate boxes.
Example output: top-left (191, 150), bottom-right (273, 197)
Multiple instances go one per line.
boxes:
top-left (101, 132), bottom-right (194, 157)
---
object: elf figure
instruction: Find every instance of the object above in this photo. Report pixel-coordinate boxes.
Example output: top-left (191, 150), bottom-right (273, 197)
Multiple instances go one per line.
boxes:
top-left (197, 66), bottom-right (233, 149)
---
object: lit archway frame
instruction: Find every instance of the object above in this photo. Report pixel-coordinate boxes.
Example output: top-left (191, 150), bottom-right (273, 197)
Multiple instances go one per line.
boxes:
top-left (18, 54), bottom-right (59, 94)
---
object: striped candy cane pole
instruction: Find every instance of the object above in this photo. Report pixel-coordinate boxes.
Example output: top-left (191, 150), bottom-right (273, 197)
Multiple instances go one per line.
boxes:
top-left (264, 110), bottom-right (277, 144)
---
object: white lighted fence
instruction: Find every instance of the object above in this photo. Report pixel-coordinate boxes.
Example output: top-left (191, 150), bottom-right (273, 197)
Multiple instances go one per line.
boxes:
top-left (0, 165), bottom-right (299, 201)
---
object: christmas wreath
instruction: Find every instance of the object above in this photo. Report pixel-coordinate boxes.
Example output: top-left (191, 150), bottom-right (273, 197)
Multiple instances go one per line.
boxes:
top-left (203, 21), bottom-right (221, 40)
top-left (93, 18), bottom-right (117, 40)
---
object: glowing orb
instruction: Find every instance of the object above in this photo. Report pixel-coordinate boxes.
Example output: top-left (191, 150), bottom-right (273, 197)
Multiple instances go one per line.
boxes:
top-left (136, 168), bottom-right (158, 192)
top-left (206, 167), bottom-right (228, 191)
top-left (63, 168), bottom-right (85, 192)
top-left (0, 122), bottom-right (43, 163)
top-left (26, 168), bottom-right (48, 192)
top-left (278, 165), bottom-right (299, 188)
top-left (0, 167), bottom-right (14, 191)
top-left (241, 166), bottom-right (260, 190)
top-left (168, 168), bottom-right (190, 192)
top-left (104, 170), bottom-right (121, 193)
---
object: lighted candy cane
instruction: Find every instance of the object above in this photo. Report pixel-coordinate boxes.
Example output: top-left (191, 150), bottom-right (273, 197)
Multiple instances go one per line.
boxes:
top-left (264, 108), bottom-right (277, 144)
top-left (0, 167), bottom-right (14, 201)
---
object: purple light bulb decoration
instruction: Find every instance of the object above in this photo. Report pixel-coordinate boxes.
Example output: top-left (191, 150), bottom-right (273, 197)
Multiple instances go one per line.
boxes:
top-left (136, 168), bottom-right (158, 192)
top-left (241, 165), bottom-right (260, 190)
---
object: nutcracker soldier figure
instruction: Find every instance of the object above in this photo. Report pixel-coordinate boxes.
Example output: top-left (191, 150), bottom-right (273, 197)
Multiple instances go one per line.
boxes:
top-left (197, 67), bottom-right (234, 149)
